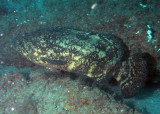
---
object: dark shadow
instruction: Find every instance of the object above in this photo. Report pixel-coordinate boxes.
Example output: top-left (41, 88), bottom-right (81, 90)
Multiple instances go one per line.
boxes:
top-left (0, 7), bottom-right (8, 15)
top-left (20, 71), bottom-right (31, 81)
top-left (143, 53), bottom-right (160, 83)
top-left (142, 107), bottom-right (151, 114)
top-left (132, 53), bottom-right (160, 99)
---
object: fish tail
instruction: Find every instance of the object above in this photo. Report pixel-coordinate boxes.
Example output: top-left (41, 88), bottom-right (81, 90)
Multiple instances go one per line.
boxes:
top-left (115, 53), bottom-right (148, 98)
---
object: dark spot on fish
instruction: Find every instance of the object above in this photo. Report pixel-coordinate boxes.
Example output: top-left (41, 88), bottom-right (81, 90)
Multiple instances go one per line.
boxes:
top-left (40, 57), bottom-right (67, 65)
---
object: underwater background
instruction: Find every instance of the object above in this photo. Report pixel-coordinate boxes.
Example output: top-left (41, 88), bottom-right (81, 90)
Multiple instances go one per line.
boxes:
top-left (0, 0), bottom-right (160, 114)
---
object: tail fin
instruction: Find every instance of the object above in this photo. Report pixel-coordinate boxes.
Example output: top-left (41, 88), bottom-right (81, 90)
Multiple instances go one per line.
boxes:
top-left (115, 53), bottom-right (148, 98)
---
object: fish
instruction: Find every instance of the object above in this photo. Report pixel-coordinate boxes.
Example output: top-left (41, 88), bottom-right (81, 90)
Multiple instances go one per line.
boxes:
top-left (14, 27), bottom-right (148, 98)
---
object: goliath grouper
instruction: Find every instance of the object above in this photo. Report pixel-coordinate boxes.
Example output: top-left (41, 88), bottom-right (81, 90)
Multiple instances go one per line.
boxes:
top-left (14, 27), bottom-right (148, 98)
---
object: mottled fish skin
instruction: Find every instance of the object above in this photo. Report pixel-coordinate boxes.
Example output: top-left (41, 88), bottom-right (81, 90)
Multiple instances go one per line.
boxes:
top-left (14, 27), bottom-right (148, 98)
top-left (114, 54), bottom-right (148, 98)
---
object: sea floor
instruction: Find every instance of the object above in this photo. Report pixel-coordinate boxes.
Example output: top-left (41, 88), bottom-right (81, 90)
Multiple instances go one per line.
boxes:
top-left (0, 65), bottom-right (140, 114)
top-left (0, 0), bottom-right (160, 114)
